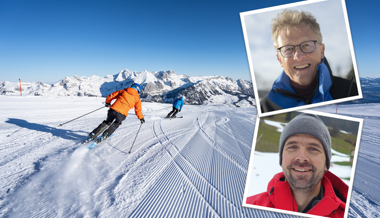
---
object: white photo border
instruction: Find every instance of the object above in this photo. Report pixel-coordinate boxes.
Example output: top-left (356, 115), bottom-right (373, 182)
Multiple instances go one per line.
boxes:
top-left (242, 109), bottom-right (364, 218)
top-left (240, 0), bottom-right (363, 118)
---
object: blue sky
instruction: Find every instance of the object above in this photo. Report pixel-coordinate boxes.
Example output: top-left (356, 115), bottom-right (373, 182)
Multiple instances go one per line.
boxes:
top-left (0, 0), bottom-right (379, 83)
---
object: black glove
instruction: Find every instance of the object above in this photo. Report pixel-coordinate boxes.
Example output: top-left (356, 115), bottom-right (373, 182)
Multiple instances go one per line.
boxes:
top-left (105, 103), bottom-right (111, 107)
top-left (140, 118), bottom-right (145, 124)
top-left (179, 110), bottom-right (181, 112)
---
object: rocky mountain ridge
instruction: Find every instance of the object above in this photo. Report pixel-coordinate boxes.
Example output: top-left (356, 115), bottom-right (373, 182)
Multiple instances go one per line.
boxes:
top-left (1, 69), bottom-right (255, 106)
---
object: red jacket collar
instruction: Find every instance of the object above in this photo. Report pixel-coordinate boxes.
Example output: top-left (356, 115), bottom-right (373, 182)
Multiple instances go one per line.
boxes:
top-left (267, 171), bottom-right (348, 215)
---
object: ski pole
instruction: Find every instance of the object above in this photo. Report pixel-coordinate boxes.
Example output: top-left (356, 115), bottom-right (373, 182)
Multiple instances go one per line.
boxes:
top-left (129, 123), bottom-right (142, 153)
top-left (58, 106), bottom-right (106, 127)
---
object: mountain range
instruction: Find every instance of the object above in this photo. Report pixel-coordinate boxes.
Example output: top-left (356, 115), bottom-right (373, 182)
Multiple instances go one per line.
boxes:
top-left (1, 69), bottom-right (255, 107)
top-left (343, 77), bottom-right (380, 104)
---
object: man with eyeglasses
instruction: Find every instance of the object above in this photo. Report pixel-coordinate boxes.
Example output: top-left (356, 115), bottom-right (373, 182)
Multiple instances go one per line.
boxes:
top-left (260, 10), bottom-right (358, 113)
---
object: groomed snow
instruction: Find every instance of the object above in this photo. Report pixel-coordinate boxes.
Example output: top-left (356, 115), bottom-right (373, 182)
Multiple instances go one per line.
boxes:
top-left (0, 96), bottom-right (258, 217)
top-left (314, 103), bottom-right (380, 217)
top-left (1, 96), bottom-right (380, 217)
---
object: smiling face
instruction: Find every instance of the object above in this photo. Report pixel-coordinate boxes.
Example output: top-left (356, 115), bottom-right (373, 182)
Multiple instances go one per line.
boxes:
top-left (276, 24), bottom-right (325, 86)
top-left (281, 134), bottom-right (327, 192)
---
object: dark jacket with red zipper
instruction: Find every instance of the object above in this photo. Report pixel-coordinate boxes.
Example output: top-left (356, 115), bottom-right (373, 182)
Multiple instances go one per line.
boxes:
top-left (246, 171), bottom-right (348, 218)
top-left (260, 57), bottom-right (359, 113)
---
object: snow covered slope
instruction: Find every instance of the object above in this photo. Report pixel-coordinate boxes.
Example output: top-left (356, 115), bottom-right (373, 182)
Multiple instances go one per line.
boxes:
top-left (315, 104), bottom-right (380, 217)
top-left (1, 96), bottom-right (380, 217)
top-left (0, 96), bottom-right (259, 217)
top-left (0, 70), bottom-right (255, 106)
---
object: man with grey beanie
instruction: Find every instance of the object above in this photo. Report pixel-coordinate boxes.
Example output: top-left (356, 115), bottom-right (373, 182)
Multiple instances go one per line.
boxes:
top-left (246, 113), bottom-right (348, 218)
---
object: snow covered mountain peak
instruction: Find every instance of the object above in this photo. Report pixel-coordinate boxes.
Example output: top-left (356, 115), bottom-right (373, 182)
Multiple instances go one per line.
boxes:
top-left (1, 69), bottom-right (255, 106)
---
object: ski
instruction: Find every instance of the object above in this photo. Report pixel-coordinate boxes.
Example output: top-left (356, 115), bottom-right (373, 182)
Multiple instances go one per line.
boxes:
top-left (73, 137), bottom-right (96, 150)
top-left (73, 134), bottom-right (99, 150)
top-left (83, 136), bottom-right (95, 144)
top-left (164, 116), bottom-right (183, 119)
top-left (88, 141), bottom-right (98, 150)
top-left (74, 123), bottom-right (111, 150)
top-left (74, 133), bottom-right (113, 150)
top-left (88, 133), bottom-right (114, 150)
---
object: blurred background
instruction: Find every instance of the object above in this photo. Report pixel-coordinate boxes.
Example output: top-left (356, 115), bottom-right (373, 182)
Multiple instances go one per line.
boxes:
top-left (256, 112), bottom-right (359, 157)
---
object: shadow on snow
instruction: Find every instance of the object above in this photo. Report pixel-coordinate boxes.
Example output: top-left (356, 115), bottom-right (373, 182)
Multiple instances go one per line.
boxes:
top-left (5, 118), bottom-right (87, 141)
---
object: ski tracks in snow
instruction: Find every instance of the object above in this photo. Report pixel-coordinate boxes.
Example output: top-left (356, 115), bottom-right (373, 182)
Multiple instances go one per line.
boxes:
top-left (128, 106), bottom-right (258, 217)
top-left (0, 98), bottom-right (265, 218)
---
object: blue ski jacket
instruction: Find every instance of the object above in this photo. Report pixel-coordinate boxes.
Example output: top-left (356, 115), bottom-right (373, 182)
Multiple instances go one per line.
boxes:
top-left (173, 97), bottom-right (184, 110)
top-left (260, 58), bottom-right (358, 113)
top-left (260, 57), bottom-right (359, 113)
top-left (266, 58), bottom-right (334, 109)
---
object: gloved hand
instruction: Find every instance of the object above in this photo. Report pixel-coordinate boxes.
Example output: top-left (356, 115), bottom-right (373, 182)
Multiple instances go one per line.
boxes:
top-left (179, 110), bottom-right (181, 112)
top-left (105, 103), bottom-right (111, 107)
top-left (140, 118), bottom-right (145, 124)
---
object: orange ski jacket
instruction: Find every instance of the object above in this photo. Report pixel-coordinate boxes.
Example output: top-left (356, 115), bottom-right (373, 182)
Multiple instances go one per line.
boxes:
top-left (105, 87), bottom-right (144, 119)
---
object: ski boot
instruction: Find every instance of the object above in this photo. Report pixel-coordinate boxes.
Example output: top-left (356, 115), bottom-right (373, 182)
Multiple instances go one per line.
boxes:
top-left (96, 134), bottom-right (109, 144)
top-left (95, 125), bottom-right (115, 143)
top-left (83, 132), bottom-right (96, 144)
top-left (83, 121), bottom-right (110, 144)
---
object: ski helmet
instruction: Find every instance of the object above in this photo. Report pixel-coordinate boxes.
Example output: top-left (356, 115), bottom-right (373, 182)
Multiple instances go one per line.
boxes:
top-left (131, 83), bottom-right (141, 93)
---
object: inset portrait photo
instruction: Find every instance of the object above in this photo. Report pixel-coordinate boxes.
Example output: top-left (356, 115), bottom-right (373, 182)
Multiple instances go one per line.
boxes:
top-left (242, 110), bottom-right (363, 218)
top-left (240, 0), bottom-right (362, 117)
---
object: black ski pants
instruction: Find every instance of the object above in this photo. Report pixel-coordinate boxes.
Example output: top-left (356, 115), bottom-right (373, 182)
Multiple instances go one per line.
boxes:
top-left (167, 106), bottom-right (179, 117)
top-left (105, 108), bottom-right (126, 125)
top-left (91, 109), bottom-right (126, 137)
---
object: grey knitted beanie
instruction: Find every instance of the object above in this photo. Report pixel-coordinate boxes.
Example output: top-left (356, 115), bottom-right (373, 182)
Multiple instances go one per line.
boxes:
top-left (279, 113), bottom-right (332, 170)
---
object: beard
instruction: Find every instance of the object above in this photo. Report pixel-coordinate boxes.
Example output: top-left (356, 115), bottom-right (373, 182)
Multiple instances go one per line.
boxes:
top-left (284, 161), bottom-right (325, 193)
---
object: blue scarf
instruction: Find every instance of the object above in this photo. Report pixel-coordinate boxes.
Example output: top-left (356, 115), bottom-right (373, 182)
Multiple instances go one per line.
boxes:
top-left (267, 58), bottom-right (333, 109)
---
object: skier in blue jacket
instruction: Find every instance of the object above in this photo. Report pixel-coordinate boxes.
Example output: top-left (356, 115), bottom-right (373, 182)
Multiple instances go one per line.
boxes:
top-left (166, 96), bottom-right (184, 118)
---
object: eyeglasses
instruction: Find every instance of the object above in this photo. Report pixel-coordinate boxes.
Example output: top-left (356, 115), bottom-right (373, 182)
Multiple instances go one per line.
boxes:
top-left (277, 40), bottom-right (321, 58)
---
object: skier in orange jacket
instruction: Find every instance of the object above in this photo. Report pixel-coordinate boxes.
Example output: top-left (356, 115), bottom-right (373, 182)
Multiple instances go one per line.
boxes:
top-left (86, 83), bottom-right (145, 142)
